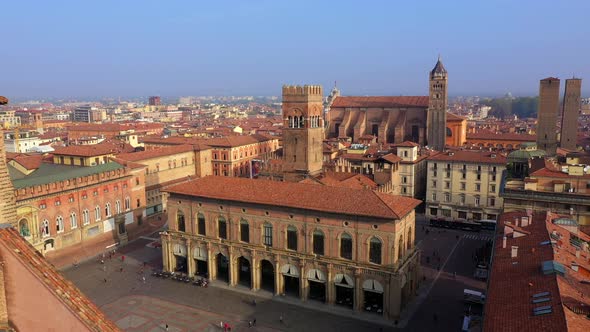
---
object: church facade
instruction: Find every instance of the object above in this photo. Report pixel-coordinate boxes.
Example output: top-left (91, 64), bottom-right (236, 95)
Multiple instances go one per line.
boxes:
top-left (327, 59), bottom-right (448, 151)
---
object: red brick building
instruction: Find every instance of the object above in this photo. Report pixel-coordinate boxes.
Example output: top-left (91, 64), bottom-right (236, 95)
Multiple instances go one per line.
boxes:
top-left (9, 154), bottom-right (146, 253)
top-left (162, 176), bottom-right (421, 320)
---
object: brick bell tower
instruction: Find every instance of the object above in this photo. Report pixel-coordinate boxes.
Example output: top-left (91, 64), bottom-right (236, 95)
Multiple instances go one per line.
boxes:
top-left (0, 96), bottom-right (17, 226)
top-left (427, 56), bottom-right (448, 151)
top-left (282, 85), bottom-right (324, 181)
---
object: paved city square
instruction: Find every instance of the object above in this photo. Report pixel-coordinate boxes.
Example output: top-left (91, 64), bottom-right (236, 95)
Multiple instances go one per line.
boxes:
top-left (62, 215), bottom-right (489, 331)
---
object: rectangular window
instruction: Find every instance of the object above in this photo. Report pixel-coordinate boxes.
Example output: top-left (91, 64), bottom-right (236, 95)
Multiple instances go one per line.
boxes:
top-left (432, 180), bottom-right (437, 188)
top-left (445, 171), bottom-right (450, 178)
top-left (218, 220), bottom-right (227, 239)
top-left (263, 224), bottom-right (272, 246)
top-left (240, 222), bottom-right (249, 243)
top-left (445, 181), bottom-right (450, 189)
top-left (460, 195), bottom-right (466, 204)
top-left (430, 208), bottom-right (438, 216)
top-left (433, 170), bottom-right (437, 177)
top-left (490, 185), bottom-right (496, 192)
top-left (444, 193), bottom-right (451, 202)
top-left (432, 193), bottom-right (437, 201)
top-left (475, 197), bottom-right (480, 206)
top-left (460, 182), bottom-right (466, 190)
top-left (462, 172), bottom-right (466, 179)
top-left (476, 184), bottom-right (481, 192)
top-left (492, 175), bottom-right (497, 182)
top-left (490, 197), bottom-right (496, 207)
top-left (476, 174), bottom-right (481, 181)
top-left (287, 229), bottom-right (297, 250)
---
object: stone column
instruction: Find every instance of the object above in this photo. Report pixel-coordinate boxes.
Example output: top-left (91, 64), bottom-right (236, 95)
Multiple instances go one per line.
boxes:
top-left (228, 246), bottom-right (236, 286)
top-left (327, 264), bottom-right (334, 305)
top-left (207, 243), bottom-right (215, 280)
top-left (251, 252), bottom-right (259, 291)
top-left (299, 260), bottom-right (307, 301)
top-left (274, 254), bottom-right (281, 295)
top-left (186, 239), bottom-right (194, 277)
top-left (161, 234), bottom-right (170, 272)
top-left (354, 268), bottom-right (362, 311)
top-left (384, 277), bottom-right (391, 319)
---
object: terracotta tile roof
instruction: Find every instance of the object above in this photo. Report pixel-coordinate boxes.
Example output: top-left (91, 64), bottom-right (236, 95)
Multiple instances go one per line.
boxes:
top-left (485, 211), bottom-right (590, 332)
top-left (164, 176), bottom-right (420, 219)
top-left (392, 141), bottom-right (420, 148)
top-left (0, 227), bottom-right (121, 331)
top-left (330, 96), bottom-right (429, 108)
top-left (53, 141), bottom-right (133, 157)
top-left (446, 112), bottom-right (466, 121)
top-left (466, 131), bottom-right (536, 142)
top-left (379, 153), bottom-right (402, 164)
top-left (427, 150), bottom-right (507, 164)
top-left (484, 211), bottom-right (567, 332)
top-left (116, 145), bottom-right (203, 162)
top-left (6, 153), bottom-right (43, 170)
top-left (141, 134), bottom-right (276, 148)
top-left (317, 172), bottom-right (378, 190)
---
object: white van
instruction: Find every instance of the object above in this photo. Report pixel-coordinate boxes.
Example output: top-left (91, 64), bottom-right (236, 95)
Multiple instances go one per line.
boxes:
top-left (463, 289), bottom-right (486, 304)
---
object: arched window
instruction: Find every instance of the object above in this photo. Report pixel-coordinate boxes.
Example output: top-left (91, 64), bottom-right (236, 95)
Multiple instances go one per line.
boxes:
top-left (42, 219), bottom-right (50, 237)
top-left (105, 202), bottom-right (111, 217)
top-left (115, 200), bottom-right (121, 214)
top-left (177, 210), bottom-right (186, 232)
top-left (369, 237), bottom-right (382, 264)
top-left (95, 206), bottom-right (101, 221)
top-left (287, 225), bottom-right (297, 250)
top-left (398, 236), bottom-right (404, 261)
top-left (124, 197), bottom-right (130, 211)
top-left (299, 116), bottom-right (304, 128)
top-left (70, 212), bottom-right (77, 229)
top-left (313, 229), bottom-right (324, 255)
top-left (218, 216), bottom-right (227, 239)
top-left (56, 216), bottom-right (64, 233)
top-left (83, 209), bottom-right (90, 225)
top-left (19, 219), bottom-right (30, 237)
top-left (263, 222), bottom-right (273, 246)
top-left (288, 116), bottom-right (293, 128)
top-left (407, 228), bottom-right (412, 251)
top-left (197, 213), bottom-right (206, 236)
top-left (240, 219), bottom-right (249, 243)
top-left (340, 232), bottom-right (353, 259)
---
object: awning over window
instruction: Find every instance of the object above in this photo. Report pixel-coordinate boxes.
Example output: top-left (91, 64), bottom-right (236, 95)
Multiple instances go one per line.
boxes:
top-left (193, 247), bottom-right (207, 261)
top-left (307, 268), bottom-right (326, 283)
top-left (362, 279), bottom-right (384, 293)
top-left (173, 243), bottom-right (187, 257)
top-left (334, 273), bottom-right (354, 288)
top-left (280, 264), bottom-right (299, 277)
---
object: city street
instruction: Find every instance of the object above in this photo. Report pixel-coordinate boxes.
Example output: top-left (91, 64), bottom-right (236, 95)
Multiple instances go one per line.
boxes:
top-left (404, 215), bottom-right (490, 331)
top-left (63, 214), bottom-right (491, 331)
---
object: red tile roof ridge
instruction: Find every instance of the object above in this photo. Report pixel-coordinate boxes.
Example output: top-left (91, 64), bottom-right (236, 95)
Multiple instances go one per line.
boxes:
top-left (164, 176), bottom-right (420, 220)
top-left (0, 227), bottom-right (121, 331)
top-left (331, 96), bottom-right (429, 108)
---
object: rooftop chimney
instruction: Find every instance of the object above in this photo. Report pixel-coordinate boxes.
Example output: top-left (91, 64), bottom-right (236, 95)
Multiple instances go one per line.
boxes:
top-left (511, 246), bottom-right (519, 258)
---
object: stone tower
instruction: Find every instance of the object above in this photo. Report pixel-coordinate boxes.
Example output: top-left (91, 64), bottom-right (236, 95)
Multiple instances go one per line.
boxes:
top-left (282, 85), bottom-right (324, 181)
top-left (536, 77), bottom-right (560, 156)
top-left (0, 97), bottom-right (17, 226)
top-left (427, 57), bottom-right (448, 151)
top-left (560, 78), bottom-right (582, 150)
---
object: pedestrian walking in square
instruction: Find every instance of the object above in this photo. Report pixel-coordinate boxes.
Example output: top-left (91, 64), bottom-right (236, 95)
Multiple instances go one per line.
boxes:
top-left (248, 321), bottom-right (252, 328)
top-left (253, 318), bottom-right (256, 326)
top-left (279, 314), bottom-right (283, 324)
top-left (121, 255), bottom-right (125, 262)
top-left (165, 323), bottom-right (169, 331)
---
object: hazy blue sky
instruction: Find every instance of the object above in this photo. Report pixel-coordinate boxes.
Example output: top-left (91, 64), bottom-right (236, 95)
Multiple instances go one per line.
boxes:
top-left (2, 0), bottom-right (589, 98)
